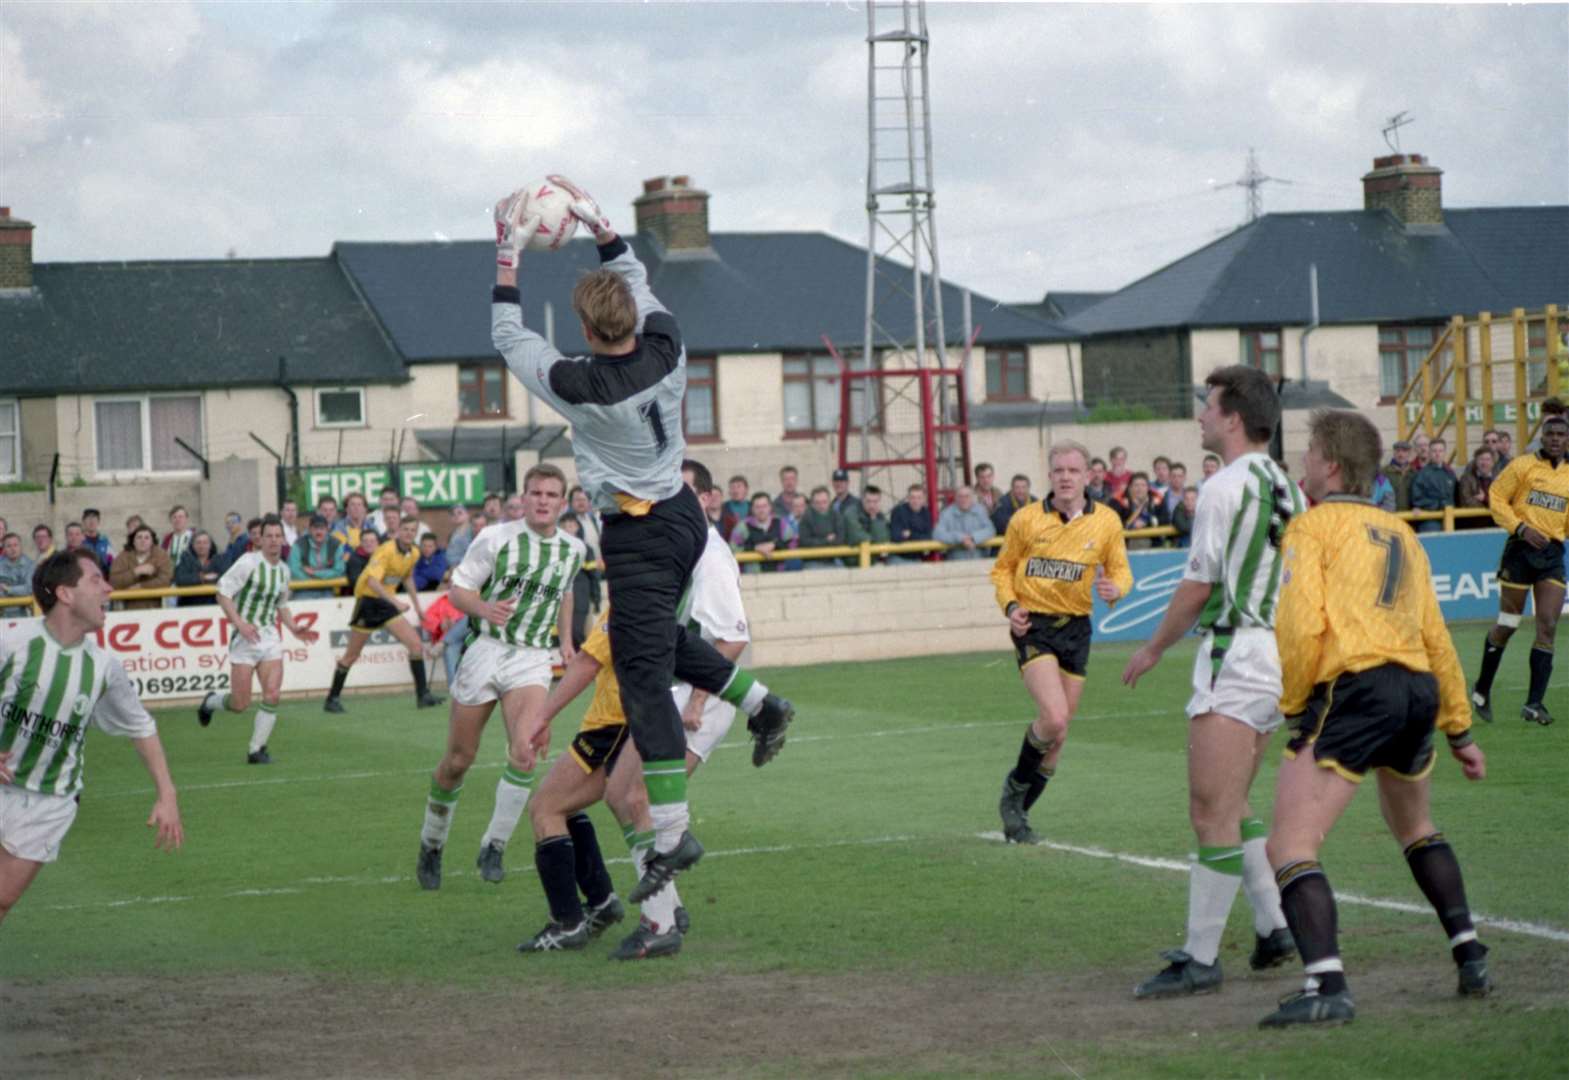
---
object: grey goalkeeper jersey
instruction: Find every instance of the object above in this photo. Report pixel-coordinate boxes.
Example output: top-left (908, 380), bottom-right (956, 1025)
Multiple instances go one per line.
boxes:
top-left (492, 238), bottom-right (686, 516)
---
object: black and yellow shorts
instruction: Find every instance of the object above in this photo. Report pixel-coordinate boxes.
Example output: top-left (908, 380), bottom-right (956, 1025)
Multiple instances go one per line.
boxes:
top-left (1285, 664), bottom-right (1439, 782)
top-left (568, 722), bottom-right (630, 775)
top-left (1012, 612), bottom-right (1092, 679)
top-left (1498, 537), bottom-right (1566, 590)
top-left (349, 596), bottom-right (403, 633)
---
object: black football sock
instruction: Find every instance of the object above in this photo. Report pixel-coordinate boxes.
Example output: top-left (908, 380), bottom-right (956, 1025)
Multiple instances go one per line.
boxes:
top-left (410, 659), bottom-right (430, 697)
top-left (1474, 638), bottom-right (1506, 697)
top-left (328, 663), bottom-right (349, 699)
top-left (1010, 727), bottom-right (1052, 786)
top-left (534, 836), bottom-right (584, 926)
top-left (1404, 833), bottom-right (1485, 964)
top-left (1022, 767), bottom-right (1053, 811)
top-left (1277, 860), bottom-right (1348, 995)
top-left (1527, 646), bottom-right (1553, 706)
top-left (567, 813), bottom-right (614, 909)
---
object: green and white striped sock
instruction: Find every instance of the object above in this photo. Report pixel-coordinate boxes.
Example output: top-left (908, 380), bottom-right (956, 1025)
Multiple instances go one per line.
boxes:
top-left (481, 765), bottom-right (535, 851)
top-left (1182, 843), bottom-right (1245, 966)
top-left (421, 778), bottom-right (462, 849)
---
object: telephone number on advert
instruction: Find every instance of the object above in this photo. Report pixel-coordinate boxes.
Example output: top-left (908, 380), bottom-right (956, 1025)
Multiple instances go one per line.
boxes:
top-left (133, 673), bottom-right (231, 695)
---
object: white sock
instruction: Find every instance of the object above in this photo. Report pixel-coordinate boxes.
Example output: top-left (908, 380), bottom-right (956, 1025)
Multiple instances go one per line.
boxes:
top-left (481, 766), bottom-right (535, 850)
top-left (739, 681), bottom-right (769, 716)
top-left (630, 845), bottom-right (680, 932)
top-left (248, 709), bottom-right (277, 754)
top-left (1182, 861), bottom-right (1244, 966)
top-left (421, 782), bottom-right (462, 849)
top-left (1242, 835), bottom-right (1288, 935)
top-left (649, 801), bottom-right (689, 854)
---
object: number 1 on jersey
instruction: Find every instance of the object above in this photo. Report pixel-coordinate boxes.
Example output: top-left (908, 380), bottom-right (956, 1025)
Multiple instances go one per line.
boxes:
top-left (638, 401), bottom-right (669, 452)
top-left (1366, 525), bottom-right (1405, 608)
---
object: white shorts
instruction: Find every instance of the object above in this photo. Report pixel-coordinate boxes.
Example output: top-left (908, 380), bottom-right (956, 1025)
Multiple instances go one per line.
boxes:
top-left (0, 784), bottom-right (78, 864)
top-left (1186, 626), bottom-right (1284, 734)
top-left (450, 635), bottom-right (553, 706)
top-left (672, 683), bottom-right (739, 762)
top-left (229, 625), bottom-right (283, 668)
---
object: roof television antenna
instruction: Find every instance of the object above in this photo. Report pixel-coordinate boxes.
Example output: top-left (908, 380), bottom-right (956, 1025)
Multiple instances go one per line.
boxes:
top-left (1382, 111), bottom-right (1414, 153)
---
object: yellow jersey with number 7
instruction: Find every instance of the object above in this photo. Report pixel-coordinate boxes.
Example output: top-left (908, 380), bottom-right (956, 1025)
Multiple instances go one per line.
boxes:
top-left (1275, 495), bottom-right (1470, 737)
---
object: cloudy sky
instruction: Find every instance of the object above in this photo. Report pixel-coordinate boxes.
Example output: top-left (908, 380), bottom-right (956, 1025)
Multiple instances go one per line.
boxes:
top-left (2, 2), bottom-right (1565, 303)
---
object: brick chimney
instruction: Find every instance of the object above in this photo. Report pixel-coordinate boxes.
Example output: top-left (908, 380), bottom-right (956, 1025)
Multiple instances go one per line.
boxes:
top-left (632, 175), bottom-right (712, 253)
top-left (1361, 154), bottom-right (1443, 226)
top-left (0, 208), bottom-right (35, 290)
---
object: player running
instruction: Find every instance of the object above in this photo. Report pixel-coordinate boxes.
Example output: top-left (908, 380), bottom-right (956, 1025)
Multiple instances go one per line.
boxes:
top-left (491, 176), bottom-right (790, 902)
top-left (197, 514), bottom-right (320, 764)
top-left (992, 440), bottom-right (1132, 844)
top-left (1470, 409), bottom-right (1569, 727)
top-left (1, 550), bottom-right (184, 925)
top-left (1122, 366), bottom-right (1297, 998)
top-left (1260, 409), bottom-right (1489, 1028)
top-left (414, 464), bottom-right (585, 890)
top-left (324, 508), bottom-right (444, 713)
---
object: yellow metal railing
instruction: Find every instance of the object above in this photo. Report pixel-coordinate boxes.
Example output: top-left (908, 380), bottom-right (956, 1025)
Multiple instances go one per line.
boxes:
top-left (0, 513), bottom-right (1503, 614)
top-left (1398, 306), bottom-right (1566, 461)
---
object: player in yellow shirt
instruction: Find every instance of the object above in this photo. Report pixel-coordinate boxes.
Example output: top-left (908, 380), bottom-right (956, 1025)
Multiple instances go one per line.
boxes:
top-left (991, 440), bottom-right (1133, 844)
top-left (324, 509), bottom-right (443, 711)
top-left (1471, 409), bottom-right (1569, 726)
top-left (1260, 409), bottom-right (1490, 1029)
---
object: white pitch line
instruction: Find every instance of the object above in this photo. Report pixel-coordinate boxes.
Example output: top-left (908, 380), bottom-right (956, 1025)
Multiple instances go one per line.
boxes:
top-left (37, 830), bottom-right (1569, 945)
top-left (976, 830), bottom-right (1569, 943)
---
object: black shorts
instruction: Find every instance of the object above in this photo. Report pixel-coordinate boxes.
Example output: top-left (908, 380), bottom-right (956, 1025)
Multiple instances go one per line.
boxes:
top-left (568, 724), bottom-right (630, 775)
top-left (1498, 536), bottom-right (1566, 590)
top-left (1012, 613), bottom-right (1092, 678)
top-left (350, 596), bottom-right (402, 632)
top-left (1285, 665), bottom-right (1439, 782)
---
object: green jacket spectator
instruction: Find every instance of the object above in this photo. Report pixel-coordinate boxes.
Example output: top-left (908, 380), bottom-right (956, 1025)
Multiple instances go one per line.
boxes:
top-left (845, 487), bottom-right (893, 554)
top-left (290, 515), bottom-right (349, 583)
top-left (796, 488), bottom-right (848, 562)
top-left (1385, 441), bottom-right (1417, 511)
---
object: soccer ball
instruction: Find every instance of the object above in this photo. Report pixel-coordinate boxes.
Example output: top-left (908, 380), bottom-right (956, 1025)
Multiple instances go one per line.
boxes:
top-left (520, 178), bottom-right (580, 251)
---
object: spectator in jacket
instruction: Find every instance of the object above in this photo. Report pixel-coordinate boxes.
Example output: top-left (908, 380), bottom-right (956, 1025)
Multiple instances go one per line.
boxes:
top-left (290, 513), bottom-right (348, 584)
top-left (797, 487), bottom-right (847, 568)
top-left (774, 466), bottom-right (802, 520)
top-left (482, 491), bottom-right (504, 523)
top-left (730, 492), bottom-right (796, 573)
top-left (1410, 437), bottom-right (1457, 532)
top-left (279, 499), bottom-right (300, 546)
top-left (990, 474), bottom-right (1035, 536)
top-left (1086, 458), bottom-right (1110, 505)
top-left (31, 523), bottom-right (55, 562)
top-left (844, 486), bottom-right (893, 560)
top-left (933, 485), bottom-right (995, 560)
top-left (1492, 429), bottom-right (1514, 470)
top-left (1456, 446), bottom-right (1496, 528)
top-left (80, 508), bottom-right (112, 571)
top-left (889, 483), bottom-right (934, 561)
top-left (829, 469), bottom-right (859, 518)
top-left (345, 523), bottom-right (386, 594)
top-left (444, 503), bottom-right (476, 570)
top-left (162, 505), bottom-right (195, 565)
top-left (704, 485), bottom-right (725, 529)
top-left (1170, 486), bottom-right (1199, 548)
top-left (332, 492), bottom-right (371, 549)
top-left (414, 534), bottom-right (448, 591)
top-left (221, 515), bottom-right (258, 567)
top-left (1371, 471), bottom-right (1396, 512)
top-left (721, 476), bottom-right (751, 540)
top-left (1163, 462), bottom-right (1188, 516)
top-left (1411, 431), bottom-right (1431, 467)
top-left (63, 521), bottom-right (87, 554)
top-left (1104, 446), bottom-right (1132, 501)
top-left (109, 524), bottom-right (174, 609)
top-left (972, 463), bottom-right (1003, 513)
top-left (1384, 440), bottom-right (1417, 510)
top-left (174, 530), bottom-right (224, 607)
top-left (315, 494), bottom-right (339, 529)
top-left (0, 532), bottom-right (35, 597)
top-left (1150, 456), bottom-right (1173, 509)
top-left (1118, 472), bottom-right (1167, 549)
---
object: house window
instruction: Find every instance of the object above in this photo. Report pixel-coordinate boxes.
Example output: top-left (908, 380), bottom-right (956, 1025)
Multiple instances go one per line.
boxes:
top-left (782, 352), bottom-right (879, 436)
top-left (1241, 329), bottom-right (1283, 377)
top-left (0, 399), bottom-right (18, 480)
top-left (985, 346), bottom-right (1029, 400)
top-left (1379, 324), bottom-right (1440, 399)
top-left (315, 387), bottom-right (366, 428)
top-left (685, 356), bottom-right (718, 440)
top-left (458, 363), bottom-right (507, 419)
top-left (94, 395), bottom-right (203, 475)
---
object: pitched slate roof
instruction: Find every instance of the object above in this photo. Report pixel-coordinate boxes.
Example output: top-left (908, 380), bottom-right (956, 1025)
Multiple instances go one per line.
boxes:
top-left (1064, 206), bottom-right (1569, 337)
top-left (332, 231), bottom-right (1075, 362)
top-left (0, 258), bottom-right (407, 395)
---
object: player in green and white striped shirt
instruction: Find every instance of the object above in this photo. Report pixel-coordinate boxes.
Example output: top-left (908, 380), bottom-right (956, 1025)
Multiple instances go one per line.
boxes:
top-left (1122, 366), bottom-right (1301, 998)
top-left (0, 549), bottom-right (183, 925)
top-left (197, 515), bottom-right (319, 765)
top-left (416, 464), bottom-right (587, 890)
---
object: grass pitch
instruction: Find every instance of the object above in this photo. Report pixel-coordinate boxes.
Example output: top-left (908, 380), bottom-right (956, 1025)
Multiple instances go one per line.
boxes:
top-left (2, 623), bottom-right (1566, 1078)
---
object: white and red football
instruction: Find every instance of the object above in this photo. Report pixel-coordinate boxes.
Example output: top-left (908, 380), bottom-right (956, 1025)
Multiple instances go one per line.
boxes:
top-left (520, 178), bottom-right (580, 252)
